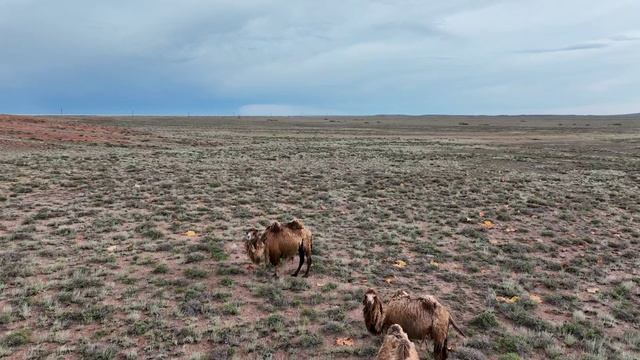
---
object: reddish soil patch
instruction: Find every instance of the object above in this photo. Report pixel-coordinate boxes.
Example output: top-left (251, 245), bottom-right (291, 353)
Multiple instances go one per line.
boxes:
top-left (0, 115), bottom-right (141, 150)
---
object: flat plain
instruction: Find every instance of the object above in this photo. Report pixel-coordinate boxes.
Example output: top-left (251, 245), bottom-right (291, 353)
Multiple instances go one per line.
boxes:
top-left (0, 114), bottom-right (639, 359)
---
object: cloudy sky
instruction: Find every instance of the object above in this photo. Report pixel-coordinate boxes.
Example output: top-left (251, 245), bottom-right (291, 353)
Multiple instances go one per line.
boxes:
top-left (1, 0), bottom-right (639, 115)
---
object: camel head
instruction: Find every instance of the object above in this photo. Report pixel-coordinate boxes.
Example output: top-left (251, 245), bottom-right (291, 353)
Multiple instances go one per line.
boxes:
top-left (362, 288), bottom-right (385, 334)
top-left (244, 228), bottom-right (265, 265)
top-left (387, 324), bottom-right (405, 337)
top-left (363, 288), bottom-right (379, 306)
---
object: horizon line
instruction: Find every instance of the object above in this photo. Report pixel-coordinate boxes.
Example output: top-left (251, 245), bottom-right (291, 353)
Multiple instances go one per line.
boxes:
top-left (3, 112), bottom-right (640, 118)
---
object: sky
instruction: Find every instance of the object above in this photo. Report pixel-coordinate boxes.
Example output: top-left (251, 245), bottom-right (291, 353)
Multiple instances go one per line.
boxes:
top-left (1, 0), bottom-right (639, 115)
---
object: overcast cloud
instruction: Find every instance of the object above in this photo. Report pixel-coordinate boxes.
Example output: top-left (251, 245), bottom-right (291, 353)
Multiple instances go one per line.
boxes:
top-left (1, 0), bottom-right (639, 115)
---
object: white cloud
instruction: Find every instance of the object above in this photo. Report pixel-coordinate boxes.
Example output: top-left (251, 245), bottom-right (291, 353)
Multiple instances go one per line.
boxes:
top-left (238, 103), bottom-right (342, 116)
top-left (0, 0), bottom-right (639, 114)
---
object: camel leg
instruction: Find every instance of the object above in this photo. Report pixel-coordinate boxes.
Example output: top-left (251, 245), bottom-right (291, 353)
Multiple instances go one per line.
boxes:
top-left (434, 339), bottom-right (447, 360)
top-left (442, 338), bottom-right (448, 360)
top-left (273, 259), bottom-right (280, 278)
top-left (303, 252), bottom-right (312, 277)
top-left (292, 244), bottom-right (304, 276)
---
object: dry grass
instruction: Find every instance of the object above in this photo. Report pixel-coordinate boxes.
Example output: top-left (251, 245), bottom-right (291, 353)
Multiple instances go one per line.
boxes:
top-left (0, 115), bottom-right (639, 359)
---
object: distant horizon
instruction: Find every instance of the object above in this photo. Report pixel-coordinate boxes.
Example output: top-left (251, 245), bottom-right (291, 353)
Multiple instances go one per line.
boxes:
top-left (5, 112), bottom-right (640, 118)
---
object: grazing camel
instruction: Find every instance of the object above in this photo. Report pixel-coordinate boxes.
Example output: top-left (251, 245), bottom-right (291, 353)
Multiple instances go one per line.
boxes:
top-left (363, 288), bottom-right (465, 360)
top-left (244, 219), bottom-right (313, 277)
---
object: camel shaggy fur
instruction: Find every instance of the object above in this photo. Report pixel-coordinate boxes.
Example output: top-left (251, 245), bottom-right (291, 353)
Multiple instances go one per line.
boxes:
top-left (363, 288), bottom-right (465, 360)
top-left (244, 219), bottom-right (312, 277)
top-left (376, 324), bottom-right (419, 360)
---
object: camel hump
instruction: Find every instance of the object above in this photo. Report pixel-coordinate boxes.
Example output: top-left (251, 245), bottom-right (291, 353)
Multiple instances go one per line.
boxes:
top-left (417, 295), bottom-right (439, 311)
top-left (286, 219), bottom-right (304, 230)
top-left (391, 289), bottom-right (410, 300)
top-left (267, 221), bottom-right (283, 233)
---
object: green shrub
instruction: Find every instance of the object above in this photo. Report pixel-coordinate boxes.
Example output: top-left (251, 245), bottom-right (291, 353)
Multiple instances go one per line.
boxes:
top-left (2, 330), bottom-right (30, 347)
top-left (495, 334), bottom-right (530, 354)
top-left (152, 264), bottom-right (169, 274)
top-left (208, 243), bottom-right (228, 261)
top-left (470, 310), bottom-right (499, 330)
top-left (498, 353), bottom-right (521, 360)
top-left (221, 302), bottom-right (240, 315)
top-left (298, 332), bottom-right (322, 348)
top-left (184, 268), bottom-right (208, 279)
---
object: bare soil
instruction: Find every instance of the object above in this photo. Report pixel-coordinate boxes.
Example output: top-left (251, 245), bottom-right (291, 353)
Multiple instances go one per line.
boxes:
top-left (0, 114), bottom-right (639, 360)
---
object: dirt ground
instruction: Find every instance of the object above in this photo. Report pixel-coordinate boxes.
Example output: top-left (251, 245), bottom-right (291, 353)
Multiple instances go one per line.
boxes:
top-left (0, 115), bottom-right (149, 150)
top-left (0, 114), bottom-right (639, 359)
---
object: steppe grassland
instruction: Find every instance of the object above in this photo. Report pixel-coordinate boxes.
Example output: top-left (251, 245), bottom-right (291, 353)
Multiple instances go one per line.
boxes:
top-left (0, 115), bottom-right (639, 359)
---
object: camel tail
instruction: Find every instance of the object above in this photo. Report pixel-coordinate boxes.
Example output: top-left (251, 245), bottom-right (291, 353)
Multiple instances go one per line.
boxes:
top-left (450, 318), bottom-right (466, 337)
